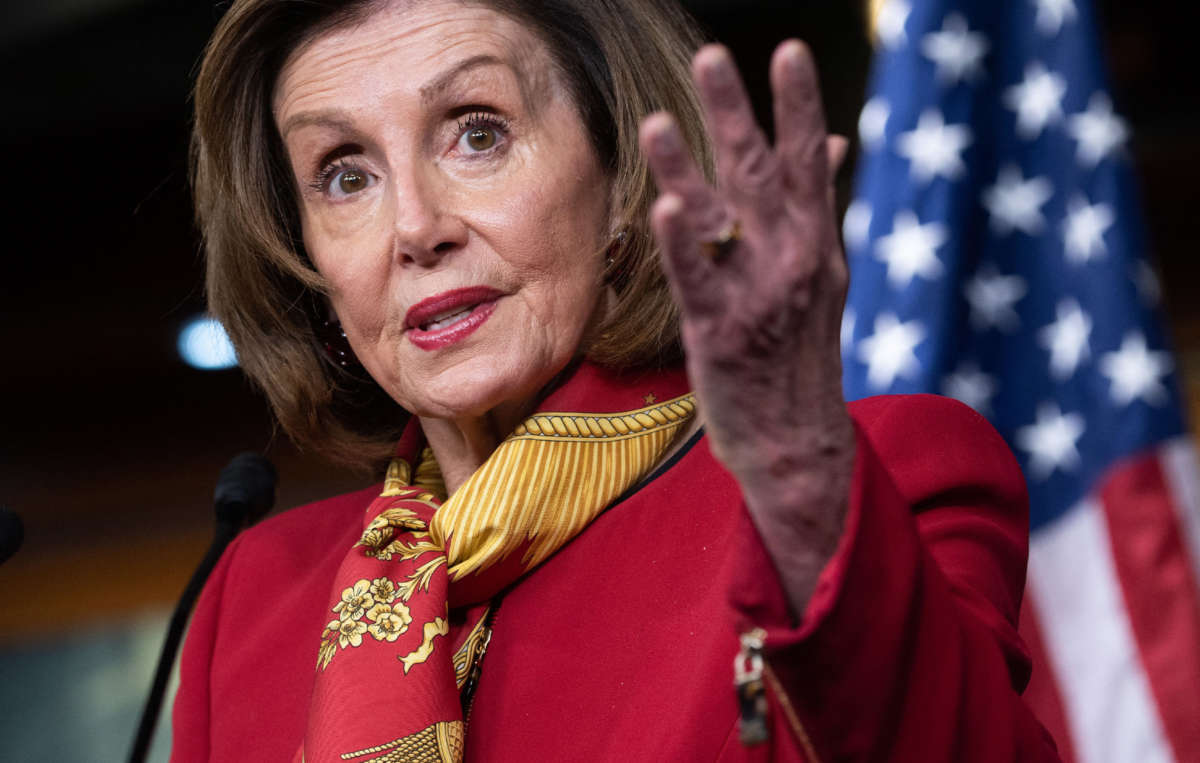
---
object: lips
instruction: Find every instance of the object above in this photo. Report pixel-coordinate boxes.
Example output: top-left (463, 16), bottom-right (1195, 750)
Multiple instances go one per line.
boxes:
top-left (404, 286), bottom-right (503, 351)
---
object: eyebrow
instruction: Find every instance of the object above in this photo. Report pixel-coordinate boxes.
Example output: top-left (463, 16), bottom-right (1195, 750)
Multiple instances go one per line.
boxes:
top-left (279, 110), bottom-right (357, 140)
top-left (418, 54), bottom-right (508, 104)
top-left (279, 54), bottom-right (512, 140)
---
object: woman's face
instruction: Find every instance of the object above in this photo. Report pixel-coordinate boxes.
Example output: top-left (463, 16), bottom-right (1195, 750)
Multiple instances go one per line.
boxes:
top-left (274, 0), bottom-right (612, 423)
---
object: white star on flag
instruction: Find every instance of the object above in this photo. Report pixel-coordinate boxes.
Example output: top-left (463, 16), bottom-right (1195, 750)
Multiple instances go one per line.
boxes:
top-left (1032, 0), bottom-right (1078, 37)
top-left (876, 0), bottom-right (912, 50)
top-left (982, 164), bottom-right (1054, 235)
top-left (1038, 298), bottom-right (1092, 380)
top-left (942, 362), bottom-right (998, 414)
top-left (1063, 194), bottom-right (1115, 263)
top-left (1067, 92), bottom-right (1128, 167)
top-left (875, 210), bottom-right (947, 288)
top-left (858, 96), bottom-right (891, 150)
top-left (965, 266), bottom-right (1027, 332)
top-left (1016, 402), bottom-right (1086, 480)
top-left (1099, 332), bottom-right (1173, 406)
top-left (896, 109), bottom-right (973, 182)
top-left (1004, 62), bottom-right (1067, 139)
top-left (856, 312), bottom-right (925, 390)
top-left (921, 12), bottom-right (989, 84)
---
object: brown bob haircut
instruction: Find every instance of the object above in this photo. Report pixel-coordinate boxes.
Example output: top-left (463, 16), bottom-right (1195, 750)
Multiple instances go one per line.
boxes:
top-left (193, 0), bottom-right (713, 470)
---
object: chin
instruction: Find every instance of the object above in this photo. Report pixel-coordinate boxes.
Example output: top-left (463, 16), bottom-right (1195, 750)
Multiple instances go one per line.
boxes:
top-left (399, 352), bottom-right (565, 423)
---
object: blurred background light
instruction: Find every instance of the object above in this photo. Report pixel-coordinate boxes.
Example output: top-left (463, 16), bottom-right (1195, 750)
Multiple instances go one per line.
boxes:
top-left (177, 316), bottom-right (237, 370)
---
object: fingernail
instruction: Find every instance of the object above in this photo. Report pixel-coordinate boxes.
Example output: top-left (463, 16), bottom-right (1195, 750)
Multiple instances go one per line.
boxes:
top-left (709, 57), bottom-right (737, 89)
top-left (699, 47), bottom-right (736, 89)
top-left (782, 40), bottom-right (806, 69)
top-left (650, 124), bottom-right (683, 158)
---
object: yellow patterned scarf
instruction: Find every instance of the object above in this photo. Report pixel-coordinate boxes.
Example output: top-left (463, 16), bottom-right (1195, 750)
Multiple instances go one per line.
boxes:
top-left (300, 363), bottom-right (695, 762)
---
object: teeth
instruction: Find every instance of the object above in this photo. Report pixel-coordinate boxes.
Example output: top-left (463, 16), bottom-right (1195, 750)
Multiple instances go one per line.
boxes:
top-left (421, 307), bottom-right (472, 332)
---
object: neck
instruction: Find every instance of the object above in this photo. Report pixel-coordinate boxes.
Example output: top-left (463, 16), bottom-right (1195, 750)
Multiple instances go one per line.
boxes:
top-left (421, 405), bottom-right (705, 499)
top-left (419, 400), bottom-right (532, 496)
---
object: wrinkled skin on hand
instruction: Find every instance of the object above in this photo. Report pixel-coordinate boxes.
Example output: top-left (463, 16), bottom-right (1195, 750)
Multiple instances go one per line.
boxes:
top-left (639, 41), bottom-right (855, 616)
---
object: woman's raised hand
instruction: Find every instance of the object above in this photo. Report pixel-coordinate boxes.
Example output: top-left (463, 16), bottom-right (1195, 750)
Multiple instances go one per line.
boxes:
top-left (639, 41), bottom-right (855, 612)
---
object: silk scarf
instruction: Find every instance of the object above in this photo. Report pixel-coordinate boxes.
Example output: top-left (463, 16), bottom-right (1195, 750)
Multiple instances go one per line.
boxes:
top-left (300, 362), bottom-right (695, 762)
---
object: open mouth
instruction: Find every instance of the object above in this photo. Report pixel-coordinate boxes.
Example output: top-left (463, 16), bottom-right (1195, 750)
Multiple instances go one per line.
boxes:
top-left (404, 286), bottom-right (503, 350)
top-left (419, 305), bottom-right (476, 332)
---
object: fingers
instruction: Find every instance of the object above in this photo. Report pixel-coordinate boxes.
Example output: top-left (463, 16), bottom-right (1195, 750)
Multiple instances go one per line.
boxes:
top-left (649, 193), bottom-right (721, 317)
top-left (693, 45), bottom-right (783, 212)
top-left (640, 113), bottom-right (728, 238)
top-left (826, 134), bottom-right (849, 209)
top-left (827, 135), bottom-right (849, 177)
top-left (771, 40), bottom-right (830, 199)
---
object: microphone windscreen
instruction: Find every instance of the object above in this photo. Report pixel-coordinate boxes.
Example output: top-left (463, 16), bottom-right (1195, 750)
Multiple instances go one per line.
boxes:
top-left (213, 453), bottom-right (278, 528)
top-left (0, 507), bottom-right (24, 565)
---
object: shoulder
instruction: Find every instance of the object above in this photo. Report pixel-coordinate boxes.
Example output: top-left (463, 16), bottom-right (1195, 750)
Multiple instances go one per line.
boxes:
top-left (174, 485), bottom-right (381, 759)
top-left (223, 484), bottom-right (381, 580)
top-left (847, 393), bottom-right (1024, 501)
top-left (848, 392), bottom-right (1004, 448)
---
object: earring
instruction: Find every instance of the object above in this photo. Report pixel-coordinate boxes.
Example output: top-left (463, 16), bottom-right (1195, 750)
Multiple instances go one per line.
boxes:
top-left (319, 317), bottom-right (359, 370)
top-left (605, 229), bottom-right (629, 270)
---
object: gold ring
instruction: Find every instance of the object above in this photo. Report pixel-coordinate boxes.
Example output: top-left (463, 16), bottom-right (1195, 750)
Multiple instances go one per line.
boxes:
top-left (699, 219), bottom-right (741, 261)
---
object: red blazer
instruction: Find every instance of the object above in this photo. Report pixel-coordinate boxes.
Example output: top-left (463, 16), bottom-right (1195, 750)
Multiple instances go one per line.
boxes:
top-left (171, 394), bottom-right (1059, 761)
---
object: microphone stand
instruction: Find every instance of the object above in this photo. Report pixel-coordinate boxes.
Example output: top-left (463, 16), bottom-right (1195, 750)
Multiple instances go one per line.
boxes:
top-left (128, 519), bottom-right (238, 762)
top-left (128, 453), bottom-right (276, 763)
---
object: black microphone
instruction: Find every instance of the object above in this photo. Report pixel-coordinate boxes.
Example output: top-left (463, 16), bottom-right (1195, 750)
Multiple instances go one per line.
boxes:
top-left (0, 507), bottom-right (23, 566)
top-left (129, 453), bottom-right (277, 763)
top-left (213, 452), bottom-right (279, 530)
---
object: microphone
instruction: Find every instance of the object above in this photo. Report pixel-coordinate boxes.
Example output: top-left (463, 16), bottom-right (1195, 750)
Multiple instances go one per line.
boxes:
top-left (214, 452), bottom-right (279, 531)
top-left (0, 507), bottom-right (23, 566)
top-left (129, 453), bottom-right (277, 763)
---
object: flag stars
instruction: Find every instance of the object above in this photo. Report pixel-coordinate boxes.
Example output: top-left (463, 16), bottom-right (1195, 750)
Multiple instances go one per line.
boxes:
top-left (1016, 403), bottom-right (1085, 480)
top-left (858, 97), bottom-right (891, 150)
top-left (1068, 93), bottom-right (1129, 167)
top-left (1062, 195), bottom-right (1115, 263)
top-left (856, 313), bottom-right (925, 390)
top-left (1032, 0), bottom-right (1078, 37)
top-left (921, 12), bottom-right (990, 84)
top-left (1099, 332), bottom-right (1173, 406)
top-left (875, 211), bottom-right (947, 288)
top-left (942, 362), bottom-right (998, 414)
top-left (982, 164), bottom-right (1054, 236)
top-left (896, 109), bottom-right (973, 182)
top-left (876, 0), bottom-right (912, 50)
top-left (965, 266), bottom-right (1027, 332)
top-left (1004, 62), bottom-right (1067, 139)
top-left (1038, 299), bottom-right (1092, 380)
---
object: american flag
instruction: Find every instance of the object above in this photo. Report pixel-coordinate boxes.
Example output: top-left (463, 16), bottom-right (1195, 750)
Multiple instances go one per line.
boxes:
top-left (840, 1), bottom-right (1200, 760)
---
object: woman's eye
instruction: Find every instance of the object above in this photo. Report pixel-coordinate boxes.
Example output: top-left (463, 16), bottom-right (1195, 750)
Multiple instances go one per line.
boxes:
top-left (334, 168), bottom-right (368, 195)
top-left (454, 114), bottom-right (508, 156)
top-left (314, 163), bottom-right (374, 200)
top-left (464, 127), bottom-right (497, 152)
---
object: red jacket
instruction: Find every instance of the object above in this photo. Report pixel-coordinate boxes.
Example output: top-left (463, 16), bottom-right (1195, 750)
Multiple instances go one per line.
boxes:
top-left (172, 394), bottom-right (1059, 761)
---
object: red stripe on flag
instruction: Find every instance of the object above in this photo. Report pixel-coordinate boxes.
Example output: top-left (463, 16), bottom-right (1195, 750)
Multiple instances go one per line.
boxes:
top-left (1019, 591), bottom-right (1079, 763)
top-left (1099, 451), bottom-right (1200, 761)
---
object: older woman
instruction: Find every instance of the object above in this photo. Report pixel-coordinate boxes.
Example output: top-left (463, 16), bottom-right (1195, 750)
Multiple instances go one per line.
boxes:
top-left (173, 0), bottom-right (1058, 761)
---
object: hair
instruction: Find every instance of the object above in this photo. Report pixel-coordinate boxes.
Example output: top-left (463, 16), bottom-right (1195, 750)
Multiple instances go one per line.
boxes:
top-left (192, 0), bottom-right (712, 470)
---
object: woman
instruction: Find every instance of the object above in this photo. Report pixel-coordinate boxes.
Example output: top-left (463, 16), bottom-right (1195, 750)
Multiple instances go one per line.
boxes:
top-left (174, 0), bottom-right (1059, 760)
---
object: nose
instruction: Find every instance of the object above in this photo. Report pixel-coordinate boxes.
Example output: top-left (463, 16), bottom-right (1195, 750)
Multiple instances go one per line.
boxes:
top-left (388, 166), bottom-right (467, 268)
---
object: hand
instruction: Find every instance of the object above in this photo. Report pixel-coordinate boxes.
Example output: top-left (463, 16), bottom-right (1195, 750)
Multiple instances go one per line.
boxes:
top-left (639, 41), bottom-right (855, 611)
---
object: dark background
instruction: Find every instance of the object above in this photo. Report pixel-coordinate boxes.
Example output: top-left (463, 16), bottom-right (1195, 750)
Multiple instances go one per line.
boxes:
top-left (0, 0), bottom-right (1195, 643)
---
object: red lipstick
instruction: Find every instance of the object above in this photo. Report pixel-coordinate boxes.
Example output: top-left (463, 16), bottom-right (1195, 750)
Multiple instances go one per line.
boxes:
top-left (404, 286), bottom-right (502, 351)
